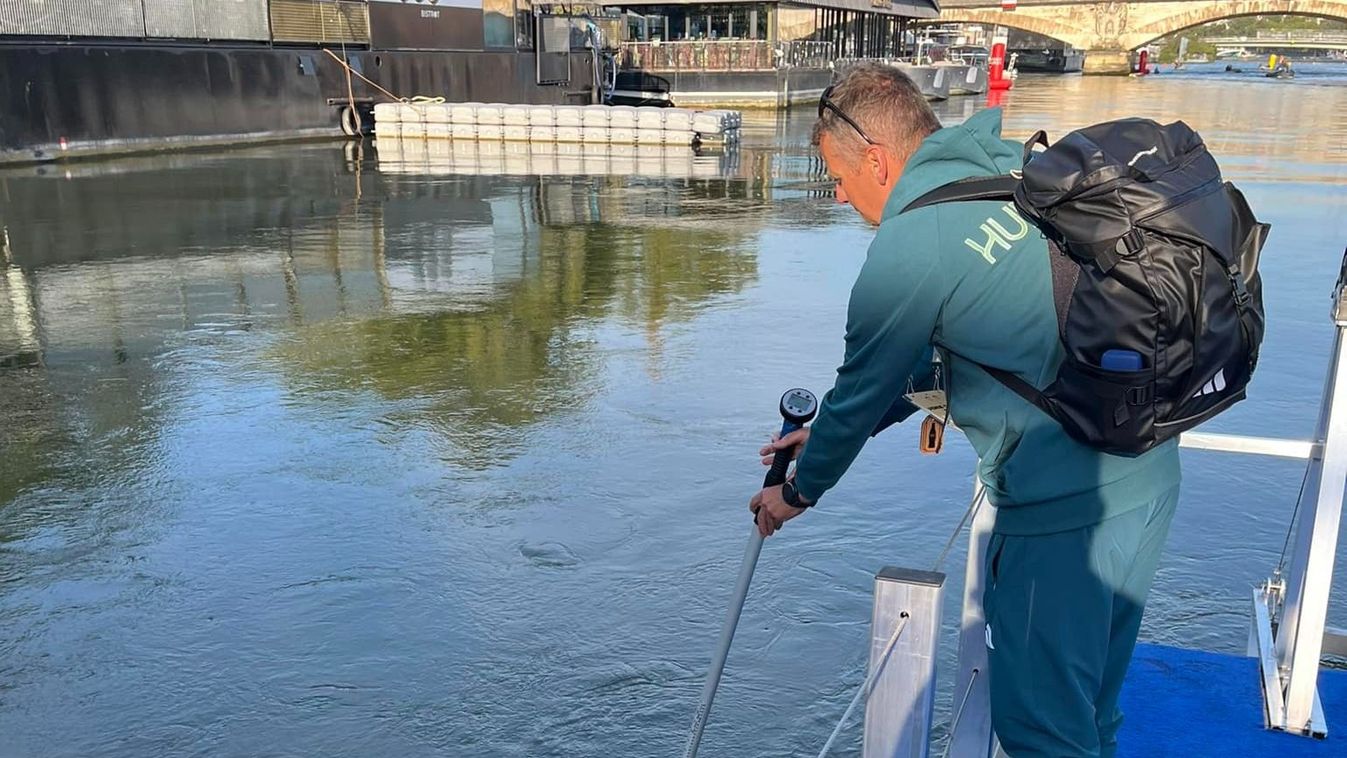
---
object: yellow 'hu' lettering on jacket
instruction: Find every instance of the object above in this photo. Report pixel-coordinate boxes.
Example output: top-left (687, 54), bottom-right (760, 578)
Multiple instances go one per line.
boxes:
top-left (963, 203), bottom-right (1031, 264)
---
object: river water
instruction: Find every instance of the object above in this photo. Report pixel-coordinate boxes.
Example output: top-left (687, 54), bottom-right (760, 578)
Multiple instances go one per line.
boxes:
top-left (1, 64), bottom-right (1346, 757)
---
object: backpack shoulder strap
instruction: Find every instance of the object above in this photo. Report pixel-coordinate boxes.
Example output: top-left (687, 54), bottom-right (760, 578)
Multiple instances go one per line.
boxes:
top-left (904, 175), bottom-right (1065, 422)
top-left (941, 346), bottom-right (1059, 422)
top-left (900, 175), bottom-right (1020, 214)
top-left (978, 362), bottom-right (1056, 418)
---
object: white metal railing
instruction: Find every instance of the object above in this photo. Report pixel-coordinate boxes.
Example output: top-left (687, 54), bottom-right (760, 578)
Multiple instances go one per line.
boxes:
top-left (617, 40), bottom-right (834, 72)
top-left (1208, 32), bottom-right (1347, 43)
top-left (1179, 431), bottom-right (1320, 459)
top-left (1264, 283), bottom-right (1347, 735)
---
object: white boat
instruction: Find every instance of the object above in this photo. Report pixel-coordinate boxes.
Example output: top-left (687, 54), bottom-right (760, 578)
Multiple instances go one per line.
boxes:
top-left (939, 45), bottom-right (991, 96)
top-left (932, 62), bottom-right (986, 96)
top-left (894, 63), bottom-right (950, 101)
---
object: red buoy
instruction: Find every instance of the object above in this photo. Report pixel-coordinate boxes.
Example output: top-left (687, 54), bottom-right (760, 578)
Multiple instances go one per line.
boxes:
top-left (989, 42), bottom-right (1013, 91)
top-left (1136, 49), bottom-right (1150, 75)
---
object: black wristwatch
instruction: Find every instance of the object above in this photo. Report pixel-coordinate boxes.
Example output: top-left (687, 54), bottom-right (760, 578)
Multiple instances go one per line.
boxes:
top-left (782, 479), bottom-right (815, 509)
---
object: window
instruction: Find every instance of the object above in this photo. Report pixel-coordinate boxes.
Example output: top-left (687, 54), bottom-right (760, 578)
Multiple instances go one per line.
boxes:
top-left (516, 0), bottom-right (535, 49)
top-left (708, 11), bottom-right (729, 39)
top-left (689, 13), bottom-right (709, 39)
top-left (728, 7), bottom-right (750, 39)
top-left (484, 0), bottom-right (516, 48)
top-left (648, 15), bottom-right (667, 41)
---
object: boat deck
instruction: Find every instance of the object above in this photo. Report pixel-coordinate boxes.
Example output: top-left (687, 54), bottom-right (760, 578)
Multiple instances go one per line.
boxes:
top-left (1118, 643), bottom-right (1347, 755)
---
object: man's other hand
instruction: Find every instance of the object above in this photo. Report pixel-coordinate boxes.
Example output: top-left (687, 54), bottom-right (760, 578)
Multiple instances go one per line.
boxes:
top-left (760, 428), bottom-right (810, 467)
top-left (748, 485), bottom-right (807, 538)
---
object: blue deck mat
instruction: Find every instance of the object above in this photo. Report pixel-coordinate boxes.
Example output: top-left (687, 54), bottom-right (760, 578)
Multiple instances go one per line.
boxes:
top-left (1118, 643), bottom-right (1347, 756)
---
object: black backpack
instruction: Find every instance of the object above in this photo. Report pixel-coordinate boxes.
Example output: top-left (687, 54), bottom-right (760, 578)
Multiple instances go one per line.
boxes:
top-left (902, 118), bottom-right (1269, 456)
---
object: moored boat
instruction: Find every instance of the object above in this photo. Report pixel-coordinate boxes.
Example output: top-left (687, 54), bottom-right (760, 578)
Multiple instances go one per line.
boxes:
top-left (0, 0), bottom-right (602, 165)
top-left (895, 63), bottom-right (950, 101)
top-left (935, 63), bottom-right (985, 96)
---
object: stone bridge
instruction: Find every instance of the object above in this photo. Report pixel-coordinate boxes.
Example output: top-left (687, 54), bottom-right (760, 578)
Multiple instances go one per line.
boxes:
top-left (935, 0), bottom-right (1347, 72)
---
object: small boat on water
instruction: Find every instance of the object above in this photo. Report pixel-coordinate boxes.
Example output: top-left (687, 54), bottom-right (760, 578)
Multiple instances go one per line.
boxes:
top-left (1260, 55), bottom-right (1295, 79)
top-left (933, 62), bottom-right (985, 96)
top-left (895, 63), bottom-right (950, 101)
top-left (938, 46), bottom-right (991, 96)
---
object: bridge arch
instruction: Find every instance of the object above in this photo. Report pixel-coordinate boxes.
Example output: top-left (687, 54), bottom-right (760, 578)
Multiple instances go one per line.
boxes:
top-left (1122, 1), bottom-right (1347, 50)
top-left (931, 0), bottom-right (1347, 71)
top-left (923, 11), bottom-right (1096, 50)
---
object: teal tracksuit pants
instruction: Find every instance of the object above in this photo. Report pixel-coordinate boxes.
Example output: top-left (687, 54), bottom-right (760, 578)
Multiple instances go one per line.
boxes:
top-left (983, 486), bottom-right (1180, 757)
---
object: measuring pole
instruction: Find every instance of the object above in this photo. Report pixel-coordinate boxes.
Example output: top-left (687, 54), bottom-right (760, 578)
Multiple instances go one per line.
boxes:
top-left (682, 388), bottom-right (818, 758)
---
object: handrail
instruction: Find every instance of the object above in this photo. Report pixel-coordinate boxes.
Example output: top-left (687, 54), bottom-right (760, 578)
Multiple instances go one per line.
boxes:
top-left (1208, 32), bottom-right (1347, 42)
top-left (617, 40), bottom-right (835, 72)
top-left (1178, 432), bottom-right (1320, 460)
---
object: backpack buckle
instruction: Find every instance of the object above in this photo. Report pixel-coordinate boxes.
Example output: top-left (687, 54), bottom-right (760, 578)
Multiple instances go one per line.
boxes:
top-left (1127, 385), bottom-right (1152, 406)
top-left (1228, 265), bottom-right (1252, 308)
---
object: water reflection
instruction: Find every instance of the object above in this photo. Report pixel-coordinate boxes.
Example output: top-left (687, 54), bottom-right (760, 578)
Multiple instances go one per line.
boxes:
top-left (0, 144), bottom-right (788, 481)
top-left (376, 139), bottom-right (744, 180)
top-left (273, 214), bottom-right (759, 466)
top-left (1, 227), bottom-right (41, 368)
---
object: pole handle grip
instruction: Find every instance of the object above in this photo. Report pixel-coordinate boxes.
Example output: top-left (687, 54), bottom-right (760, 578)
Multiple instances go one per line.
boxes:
top-left (764, 420), bottom-right (802, 489)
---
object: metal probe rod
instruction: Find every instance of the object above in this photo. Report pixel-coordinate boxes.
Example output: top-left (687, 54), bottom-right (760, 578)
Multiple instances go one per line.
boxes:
top-left (683, 389), bottom-right (815, 758)
top-left (681, 526), bottom-right (766, 758)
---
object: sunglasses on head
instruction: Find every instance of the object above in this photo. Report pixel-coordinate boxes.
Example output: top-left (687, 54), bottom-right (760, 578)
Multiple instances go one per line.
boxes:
top-left (818, 85), bottom-right (878, 146)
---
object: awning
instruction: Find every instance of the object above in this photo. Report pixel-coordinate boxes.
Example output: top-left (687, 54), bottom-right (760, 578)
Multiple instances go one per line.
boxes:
top-left (600, 0), bottom-right (941, 20)
top-left (796, 0), bottom-right (940, 19)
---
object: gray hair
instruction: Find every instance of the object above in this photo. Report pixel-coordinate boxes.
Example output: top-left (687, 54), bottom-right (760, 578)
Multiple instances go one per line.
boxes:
top-left (811, 62), bottom-right (942, 159)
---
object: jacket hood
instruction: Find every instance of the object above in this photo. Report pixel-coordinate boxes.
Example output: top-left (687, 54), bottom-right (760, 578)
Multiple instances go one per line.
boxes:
top-left (884, 108), bottom-right (1023, 221)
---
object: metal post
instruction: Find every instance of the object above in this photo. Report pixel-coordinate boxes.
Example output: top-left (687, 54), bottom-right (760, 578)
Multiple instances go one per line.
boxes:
top-left (863, 567), bottom-right (945, 758)
top-left (947, 482), bottom-right (995, 758)
top-left (1273, 427), bottom-right (1326, 668)
top-left (1268, 253), bottom-right (1347, 736)
top-left (1271, 323), bottom-right (1337, 673)
top-left (1280, 319), bottom-right (1347, 734)
top-left (1251, 586), bottom-right (1286, 729)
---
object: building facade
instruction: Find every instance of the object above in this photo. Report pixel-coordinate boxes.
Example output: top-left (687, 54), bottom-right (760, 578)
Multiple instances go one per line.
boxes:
top-left (604, 0), bottom-right (938, 107)
top-left (608, 0), bottom-right (938, 55)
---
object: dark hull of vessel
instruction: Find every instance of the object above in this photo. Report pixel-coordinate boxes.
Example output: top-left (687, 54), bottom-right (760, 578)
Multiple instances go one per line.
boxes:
top-left (1010, 48), bottom-right (1086, 74)
top-left (0, 43), bottom-right (596, 165)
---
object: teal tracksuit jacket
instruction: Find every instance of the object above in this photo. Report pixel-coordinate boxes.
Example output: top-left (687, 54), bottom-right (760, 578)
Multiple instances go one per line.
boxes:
top-left (792, 108), bottom-right (1183, 756)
